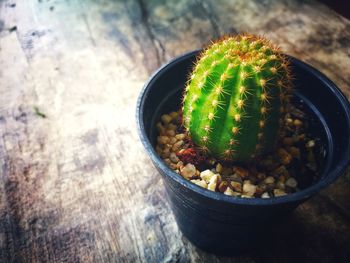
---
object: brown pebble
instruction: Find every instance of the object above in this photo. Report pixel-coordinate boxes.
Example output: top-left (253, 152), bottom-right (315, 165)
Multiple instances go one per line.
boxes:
top-left (157, 136), bottom-right (170, 145)
top-left (169, 111), bottom-right (178, 120)
top-left (218, 181), bottom-right (229, 193)
top-left (161, 114), bottom-right (172, 124)
top-left (274, 189), bottom-right (287, 197)
top-left (289, 146), bottom-right (300, 159)
top-left (161, 148), bottom-right (170, 158)
top-left (172, 140), bottom-right (184, 152)
top-left (169, 152), bottom-right (179, 163)
top-left (176, 161), bottom-right (184, 169)
top-left (175, 133), bottom-right (186, 140)
top-left (283, 137), bottom-right (294, 146)
top-left (233, 166), bottom-right (249, 178)
top-left (156, 122), bottom-right (165, 134)
top-left (293, 119), bottom-right (303, 128)
top-left (277, 148), bottom-right (292, 165)
top-left (230, 181), bottom-right (242, 192)
top-left (257, 173), bottom-right (266, 180)
top-left (167, 123), bottom-right (177, 131)
top-left (166, 130), bottom-right (176, 137)
top-left (180, 163), bottom-right (196, 179)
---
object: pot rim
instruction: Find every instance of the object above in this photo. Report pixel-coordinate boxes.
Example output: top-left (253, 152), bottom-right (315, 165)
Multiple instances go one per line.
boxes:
top-left (136, 50), bottom-right (350, 206)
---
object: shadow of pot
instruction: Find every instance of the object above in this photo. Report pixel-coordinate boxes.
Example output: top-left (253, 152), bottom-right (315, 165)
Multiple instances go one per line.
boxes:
top-left (136, 50), bottom-right (350, 255)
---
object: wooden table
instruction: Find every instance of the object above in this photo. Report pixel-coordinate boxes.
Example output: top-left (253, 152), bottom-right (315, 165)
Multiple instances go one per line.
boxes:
top-left (0, 0), bottom-right (350, 262)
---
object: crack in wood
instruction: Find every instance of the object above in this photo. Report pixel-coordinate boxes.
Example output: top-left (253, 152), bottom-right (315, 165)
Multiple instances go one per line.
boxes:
top-left (195, 0), bottom-right (221, 39)
top-left (136, 0), bottom-right (166, 68)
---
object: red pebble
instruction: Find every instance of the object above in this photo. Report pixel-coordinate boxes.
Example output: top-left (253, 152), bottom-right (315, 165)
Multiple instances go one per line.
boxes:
top-left (176, 148), bottom-right (206, 165)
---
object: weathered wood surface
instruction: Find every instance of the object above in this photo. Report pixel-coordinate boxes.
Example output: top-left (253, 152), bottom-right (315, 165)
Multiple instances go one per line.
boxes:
top-left (0, 0), bottom-right (350, 262)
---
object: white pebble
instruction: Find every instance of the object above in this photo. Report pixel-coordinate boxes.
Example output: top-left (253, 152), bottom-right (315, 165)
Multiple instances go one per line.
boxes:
top-left (306, 140), bottom-right (315, 148)
top-left (224, 188), bottom-right (240, 196)
top-left (200, 169), bottom-right (215, 183)
top-left (191, 179), bottom-right (207, 188)
top-left (180, 163), bottom-right (196, 179)
top-left (261, 192), bottom-right (270, 198)
top-left (274, 189), bottom-right (287, 197)
top-left (224, 187), bottom-right (235, 196)
top-left (242, 181), bottom-right (257, 197)
top-left (208, 174), bottom-right (219, 191)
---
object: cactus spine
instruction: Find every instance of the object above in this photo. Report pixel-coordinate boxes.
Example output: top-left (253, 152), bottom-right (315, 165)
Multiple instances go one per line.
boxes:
top-left (182, 34), bottom-right (292, 162)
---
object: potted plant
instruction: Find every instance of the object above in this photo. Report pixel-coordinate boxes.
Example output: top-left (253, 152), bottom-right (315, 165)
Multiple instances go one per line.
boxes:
top-left (136, 34), bottom-right (350, 255)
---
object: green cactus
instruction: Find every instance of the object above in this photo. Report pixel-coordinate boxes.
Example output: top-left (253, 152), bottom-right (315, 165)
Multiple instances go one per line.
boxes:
top-left (182, 34), bottom-right (292, 162)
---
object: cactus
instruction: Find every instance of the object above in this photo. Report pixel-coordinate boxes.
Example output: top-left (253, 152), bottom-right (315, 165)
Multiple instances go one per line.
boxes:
top-left (182, 34), bottom-right (292, 162)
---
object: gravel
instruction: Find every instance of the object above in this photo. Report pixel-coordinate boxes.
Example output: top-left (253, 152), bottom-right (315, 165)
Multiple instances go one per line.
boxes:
top-left (155, 106), bottom-right (321, 198)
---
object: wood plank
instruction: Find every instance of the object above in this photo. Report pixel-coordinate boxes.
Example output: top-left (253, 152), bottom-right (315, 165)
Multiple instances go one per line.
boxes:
top-left (0, 0), bottom-right (349, 262)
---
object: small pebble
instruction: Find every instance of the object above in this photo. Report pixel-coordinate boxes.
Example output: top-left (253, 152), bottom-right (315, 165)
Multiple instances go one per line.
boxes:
top-left (264, 176), bottom-right (275, 184)
top-left (276, 181), bottom-right (285, 190)
top-left (224, 187), bottom-right (235, 196)
top-left (218, 181), bottom-right (228, 192)
top-left (157, 136), bottom-right (169, 145)
top-left (273, 165), bottom-right (288, 177)
top-left (208, 174), bottom-right (219, 191)
top-left (285, 177), bottom-right (298, 188)
top-left (156, 122), bottom-right (165, 134)
top-left (242, 181), bottom-right (257, 196)
top-left (172, 140), bottom-right (184, 151)
top-left (175, 134), bottom-right (186, 140)
top-left (161, 114), bottom-right (172, 124)
top-left (274, 189), bottom-right (287, 197)
top-left (167, 123), bottom-right (177, 131)
top-left (169, 111), bottom-right (178, 120)
top-left (289, 146), bottom-right (300, 159)
top-left (230, 181), bottom-right (242, 192)
top-left (306, 140), bottom-right (315, 148)
top-left (180, 163), bottom-right (196, 179)
top-left (285, 118), bottom-right (293, 125)
top-left (200, 169), bottom-right (215, 183)
top-left (216, 163), bottom-right (223, 173)
top-left (169, 137), bottom-right (177, 144)
top-left (169, 152), bottom-right (179, 163)
top-left (191, 179), bottom-right (207, 188)
top-left (293, 119), bottom-right (303, 128)
top-left (167, 130), bottom-right (176, 137)
top-left (161, 148), bottom-right (170, 158)
top-left (261, 192), bottom-right (270, 198)
top-left (233, 166), bottom-right (249, 178)
top-left (277, 148), bottom-right (292, 165)
top-left (176, 161), bottom-right (184, 169)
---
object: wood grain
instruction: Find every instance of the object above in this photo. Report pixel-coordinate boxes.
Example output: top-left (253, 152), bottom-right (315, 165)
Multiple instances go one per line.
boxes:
top-left (0, 0), bottom-right (349, 262)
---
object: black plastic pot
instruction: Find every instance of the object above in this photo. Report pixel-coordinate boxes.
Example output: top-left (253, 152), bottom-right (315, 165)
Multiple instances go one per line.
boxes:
top-left (136, 50), bottom-right (350, 255)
